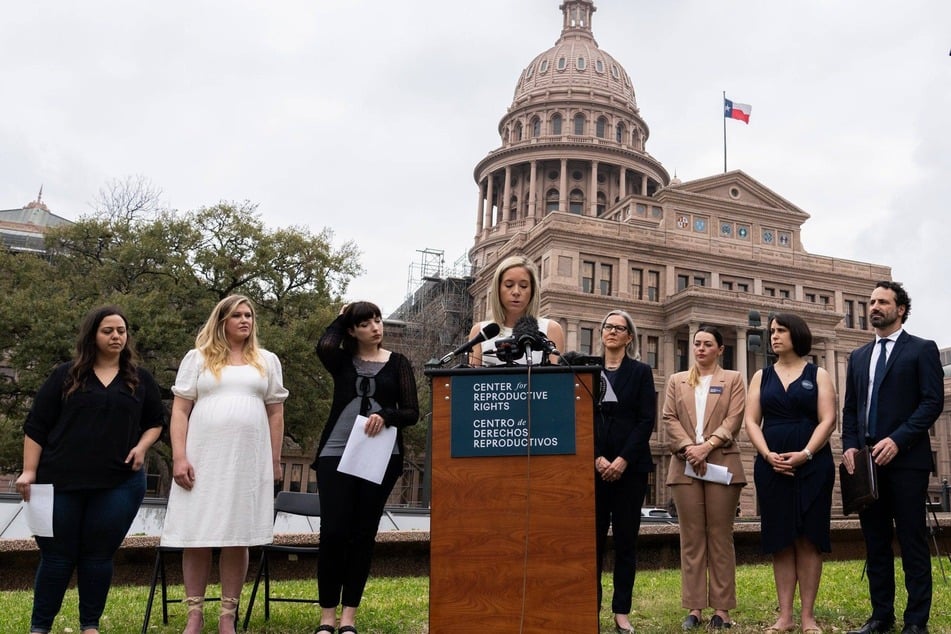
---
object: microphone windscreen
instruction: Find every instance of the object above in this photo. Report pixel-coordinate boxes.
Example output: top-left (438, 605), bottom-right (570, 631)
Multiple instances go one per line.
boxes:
top-left (480, 322), bottom-right (501, 340)
top-left (512, 315), bottom-right (539, 340)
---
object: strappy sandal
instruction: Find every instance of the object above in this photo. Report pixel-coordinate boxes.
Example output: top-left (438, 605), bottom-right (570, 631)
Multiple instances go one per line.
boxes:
top-left (183, 596), bottom-right (204, 633)
top-left (219, 596), bottom-right (239, 634)
top-left (338, 626), bottom-right (358, 634)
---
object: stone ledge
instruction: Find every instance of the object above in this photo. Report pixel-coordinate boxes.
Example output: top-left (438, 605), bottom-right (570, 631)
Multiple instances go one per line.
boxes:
top-left (2, 517), bottom-right (947, 592)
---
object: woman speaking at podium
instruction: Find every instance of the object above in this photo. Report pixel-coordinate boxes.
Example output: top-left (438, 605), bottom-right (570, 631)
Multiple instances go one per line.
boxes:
top-left (594, 309), bottom-right (656, 634)
top-left (466, 255), bottom-right (564, 367)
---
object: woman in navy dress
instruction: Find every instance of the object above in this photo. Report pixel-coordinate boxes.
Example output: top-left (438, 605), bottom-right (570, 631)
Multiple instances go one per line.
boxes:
top-left (745, 313), bottom-right (836, 634)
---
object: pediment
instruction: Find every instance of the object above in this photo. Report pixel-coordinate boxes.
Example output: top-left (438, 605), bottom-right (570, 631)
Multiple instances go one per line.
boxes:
top-left (663, 170), bottom-right (809, 222)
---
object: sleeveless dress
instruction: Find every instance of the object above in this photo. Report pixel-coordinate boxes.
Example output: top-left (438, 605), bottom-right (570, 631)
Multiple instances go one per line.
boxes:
top-left (753, 363), bottom-right (834, 554)
top-left (161, 348), bottom-right (289, 547)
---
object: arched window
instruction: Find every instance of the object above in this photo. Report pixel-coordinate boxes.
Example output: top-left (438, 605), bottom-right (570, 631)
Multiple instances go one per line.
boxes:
top-left (557, 57), bottom-right (567, 71)
top-left (514, 122), bottom-right (523, 142)
top-left (596, 192), bottom-right (607, 216)
top-left (596, 117), bottom-right (607, 138)
top-left (509, 196), bottom-right (519, 220)
top-left (573, 113), bottom-right (585, 135)
top-left (576, 57), bottom-right (586, 71)
top-left (569, 189), bottom-right (585, 214)
top-left (616, 122), bottom-right (625, 143)
top-left (531, 117), bottom-right (541, 137)
top-left (551, 114), bottom-right (562, 136)
top-left (545, 189), bottom-right (559, 213)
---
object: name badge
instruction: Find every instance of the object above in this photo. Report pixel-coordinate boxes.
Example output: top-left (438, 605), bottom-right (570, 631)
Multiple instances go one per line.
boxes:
top-left (709, 386), bottom-right (723, 394)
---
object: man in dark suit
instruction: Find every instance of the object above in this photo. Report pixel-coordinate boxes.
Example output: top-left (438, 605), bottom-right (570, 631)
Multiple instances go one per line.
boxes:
top-left (842, 281), bottom-right (944, 634)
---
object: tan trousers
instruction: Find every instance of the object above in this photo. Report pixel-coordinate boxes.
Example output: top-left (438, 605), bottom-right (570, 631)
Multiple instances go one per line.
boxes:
top-left (671, 481), bottom-right (742, 610)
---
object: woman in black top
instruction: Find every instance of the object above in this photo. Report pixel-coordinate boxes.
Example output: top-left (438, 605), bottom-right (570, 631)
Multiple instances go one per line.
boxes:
top-left (314, 302), bottom-right (418, 634)
top-left (594, 309), bottom-right (657, 634)
top-left (16, 305), bottom-right (165, 634)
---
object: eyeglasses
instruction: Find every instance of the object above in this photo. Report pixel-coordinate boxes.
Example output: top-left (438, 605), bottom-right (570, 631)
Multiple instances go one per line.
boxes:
top-left (601, 324), bottom-right (629, 333)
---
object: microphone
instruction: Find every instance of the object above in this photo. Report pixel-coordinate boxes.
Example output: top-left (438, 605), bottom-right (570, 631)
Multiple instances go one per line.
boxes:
top-left (435, 322), bottom-right (501, 366)
top-left (513, 316), bottom-right (541, 355)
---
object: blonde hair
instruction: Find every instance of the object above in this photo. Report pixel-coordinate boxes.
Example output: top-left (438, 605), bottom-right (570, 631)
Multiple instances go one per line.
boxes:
top-left (195, 294), bottom-right (265, 379)
top-left (599, 309), bottom-right (640, 360)
top-left (488, 255), bottom-right (540, 325)
top-left (686, 325), bottom-right (724, 387)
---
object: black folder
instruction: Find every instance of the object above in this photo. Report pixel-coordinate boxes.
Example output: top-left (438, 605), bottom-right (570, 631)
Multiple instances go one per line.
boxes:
top-left (839, 446), bottom-right (878, 516)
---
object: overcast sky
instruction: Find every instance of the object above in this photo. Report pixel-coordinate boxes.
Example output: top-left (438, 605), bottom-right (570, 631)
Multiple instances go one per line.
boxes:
top-left (3, 1), bottom-right (949, 347)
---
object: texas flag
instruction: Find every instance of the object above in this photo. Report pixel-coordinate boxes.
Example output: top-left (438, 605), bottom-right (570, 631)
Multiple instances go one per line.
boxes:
top-left (724, 98), bottom-right (752, 124)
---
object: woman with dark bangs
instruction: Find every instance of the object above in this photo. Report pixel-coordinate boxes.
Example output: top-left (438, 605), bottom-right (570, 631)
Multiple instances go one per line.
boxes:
top-left (314, 301), bottom-right (419, 634)
top-left (16, 306), bottom-right (165, 634)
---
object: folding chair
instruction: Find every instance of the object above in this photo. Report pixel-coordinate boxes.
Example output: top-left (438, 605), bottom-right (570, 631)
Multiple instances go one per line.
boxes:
top-left (242, 491), bottom-right (321, 630)
top-left (141, 546), bottom-right (220, 634)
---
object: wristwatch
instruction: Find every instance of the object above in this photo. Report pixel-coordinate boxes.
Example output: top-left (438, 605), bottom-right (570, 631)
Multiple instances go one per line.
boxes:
top-left (803, 448), bottom-right (813, 461)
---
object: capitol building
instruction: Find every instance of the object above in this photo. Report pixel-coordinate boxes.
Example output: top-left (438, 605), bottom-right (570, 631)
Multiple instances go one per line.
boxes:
top-left (451, 0), bottom-right (951, 515)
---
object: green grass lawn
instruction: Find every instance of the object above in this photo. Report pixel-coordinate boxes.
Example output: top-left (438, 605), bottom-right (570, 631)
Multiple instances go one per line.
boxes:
top-left (0, 559), bottom-right (949, 633)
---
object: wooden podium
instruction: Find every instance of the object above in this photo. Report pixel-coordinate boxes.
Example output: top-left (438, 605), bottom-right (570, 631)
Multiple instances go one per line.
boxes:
top-left (427, 365), bottom-right (599, 633)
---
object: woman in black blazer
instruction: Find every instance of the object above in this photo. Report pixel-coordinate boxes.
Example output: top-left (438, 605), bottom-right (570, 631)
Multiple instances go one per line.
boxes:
top-left (594, 309), bottom-right (657, 634)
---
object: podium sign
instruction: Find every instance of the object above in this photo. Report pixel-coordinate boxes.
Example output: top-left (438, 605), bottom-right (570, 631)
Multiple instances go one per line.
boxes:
top-left (427, 366), bottom-right (599, 633)
top-left (449, 372), bottom-right (577, 457)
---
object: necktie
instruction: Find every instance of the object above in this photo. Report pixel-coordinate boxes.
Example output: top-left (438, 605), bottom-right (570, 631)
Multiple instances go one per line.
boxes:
top-left (866, 338), bottom-right (889, 438)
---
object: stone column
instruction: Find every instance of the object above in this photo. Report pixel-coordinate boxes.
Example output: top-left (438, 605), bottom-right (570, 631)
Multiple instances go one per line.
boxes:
top-left (502, 165), bottom-right (512, 223)
top-left (477, 180), bottom-right (485, 233)
top-left (529, 160), bottom-right (538, 220)
top-left (736, 327), bottom-right (748, 382)
top-left (485, 174), bottom-right (495, 228)
top-left (589, 160), bottom-right (598, 216)
top-left (619, 167), bottom-right (627, 199)
top-left (559, 158), bottom-right (568, 211)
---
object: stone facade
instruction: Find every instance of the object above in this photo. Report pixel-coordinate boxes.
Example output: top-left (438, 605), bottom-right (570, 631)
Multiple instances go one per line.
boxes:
top-left (466, 0), bottom-right (950, 515)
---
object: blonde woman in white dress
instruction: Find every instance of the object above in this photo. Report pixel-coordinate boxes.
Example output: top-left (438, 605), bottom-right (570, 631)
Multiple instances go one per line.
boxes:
top-left (161, 295), bottom-right (288, 634)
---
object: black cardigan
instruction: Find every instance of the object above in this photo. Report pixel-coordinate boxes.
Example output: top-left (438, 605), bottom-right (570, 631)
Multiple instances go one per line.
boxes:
top-left (313, 315), bottom-right (419, 463)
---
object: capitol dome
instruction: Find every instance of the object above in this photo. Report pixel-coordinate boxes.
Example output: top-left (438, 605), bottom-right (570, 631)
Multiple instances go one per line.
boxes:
top-left (513, 0), bottom-right (636, 109)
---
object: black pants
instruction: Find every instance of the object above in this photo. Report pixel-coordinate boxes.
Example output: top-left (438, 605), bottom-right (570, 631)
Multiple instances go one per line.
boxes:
top-left (316, 454), bottom-right (402, 608)
top-left (596, 469), bottom-right (649, 614)
top-left (859, 467), bottom-right (932, 626)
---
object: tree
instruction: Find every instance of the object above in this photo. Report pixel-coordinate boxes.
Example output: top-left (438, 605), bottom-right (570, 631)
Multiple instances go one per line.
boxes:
top-left (0, 197), bottom-right (362, 473)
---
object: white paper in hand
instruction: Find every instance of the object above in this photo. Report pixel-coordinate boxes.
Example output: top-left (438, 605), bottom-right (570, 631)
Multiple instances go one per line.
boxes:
top-left (24, 484), bottom-right (55, 537)
top-left (684, 461), bottom-right (733, 485)
top-left (337, 415), bottom-right (397, 484)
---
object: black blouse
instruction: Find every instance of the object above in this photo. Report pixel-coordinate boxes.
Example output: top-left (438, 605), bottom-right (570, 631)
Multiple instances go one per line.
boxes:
top-left (24, 363), bottom-right (166, 491)
top-left (314, 315), bottom-right (419, 461)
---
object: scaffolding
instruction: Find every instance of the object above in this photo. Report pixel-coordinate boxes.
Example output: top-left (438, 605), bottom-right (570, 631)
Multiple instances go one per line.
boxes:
top-left (393, 248), bottom-right (474, 350)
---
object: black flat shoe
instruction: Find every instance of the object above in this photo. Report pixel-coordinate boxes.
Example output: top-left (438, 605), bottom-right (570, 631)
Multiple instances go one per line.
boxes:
top-left (314, 626), bottom-right (335, 634)
top-left (338, 627), bottom-right (358, 634)
top-left (682, 614), bottom-right (701, 630)
top-left (710, 614), bottom-right (733, 629)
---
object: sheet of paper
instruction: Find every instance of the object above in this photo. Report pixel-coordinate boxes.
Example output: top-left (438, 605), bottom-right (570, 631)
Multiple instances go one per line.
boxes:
top-left (24, 484), bottom-right (54, 537)
top-left (685, 461), bottom-right (733, 485)
top-left (337, 415), bottom-right (397, 485)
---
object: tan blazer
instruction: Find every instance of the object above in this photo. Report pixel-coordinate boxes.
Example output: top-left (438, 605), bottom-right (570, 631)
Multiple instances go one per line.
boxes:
top-left (663, 367), bottom-right (747, 486)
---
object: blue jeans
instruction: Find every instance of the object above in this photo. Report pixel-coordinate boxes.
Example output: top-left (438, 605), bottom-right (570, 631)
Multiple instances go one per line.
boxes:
top-left (30, 470), bottom-right (145, 633)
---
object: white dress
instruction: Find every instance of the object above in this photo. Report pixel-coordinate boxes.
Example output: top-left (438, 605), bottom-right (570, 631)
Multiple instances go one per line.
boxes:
top-left (161, 348), bottom-right (289, 547)
top-left (478, 318), bottom-right (552, 366)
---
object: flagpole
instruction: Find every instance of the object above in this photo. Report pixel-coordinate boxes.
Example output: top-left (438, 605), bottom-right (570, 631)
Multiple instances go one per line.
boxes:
top-left (722, 90), bottom-right (728, 173)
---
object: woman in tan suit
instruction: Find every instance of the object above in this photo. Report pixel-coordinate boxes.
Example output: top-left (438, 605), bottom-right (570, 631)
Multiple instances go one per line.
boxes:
top-left (663, 326), bottom-right (747, 630)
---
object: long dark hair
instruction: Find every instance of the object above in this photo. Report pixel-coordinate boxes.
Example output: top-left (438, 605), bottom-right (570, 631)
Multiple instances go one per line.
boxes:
top-left (65, 305), bottom-right (140, 398)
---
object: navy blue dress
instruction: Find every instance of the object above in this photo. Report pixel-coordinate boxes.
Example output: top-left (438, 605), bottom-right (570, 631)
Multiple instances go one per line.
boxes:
top-left (753, 364), bottom-right (834, 554)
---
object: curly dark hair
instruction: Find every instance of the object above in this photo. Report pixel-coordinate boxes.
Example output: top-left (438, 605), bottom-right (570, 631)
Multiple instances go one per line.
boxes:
top-left (874, 280), bottom-right (911, 323)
